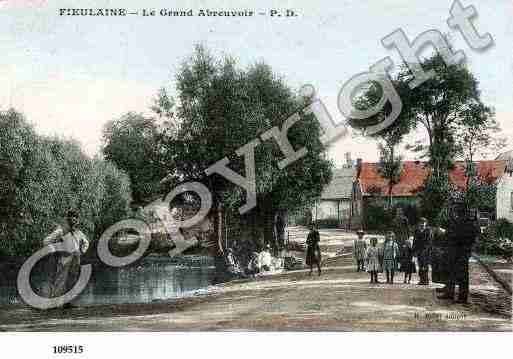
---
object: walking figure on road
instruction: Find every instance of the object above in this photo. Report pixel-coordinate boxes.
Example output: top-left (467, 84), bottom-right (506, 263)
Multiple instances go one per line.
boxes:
top-left (413, 217), bottom-right (433, 285)
top-left (366, 237), bottom-right (381, 284)
top-left (306, 223), bottom-right (321, 276)
top-left (353, 229), bottom-right (367, 272)
top-left (401, 236), bottom-right (415, 284)
top-left (383, 231), bottom-right (399, 284)
top-left (43, 209), bottom-right (89, 308)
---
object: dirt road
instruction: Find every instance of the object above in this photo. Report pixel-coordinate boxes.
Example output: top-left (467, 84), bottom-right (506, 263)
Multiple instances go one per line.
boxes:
top-left (0, 227), bottom-right (511, 331)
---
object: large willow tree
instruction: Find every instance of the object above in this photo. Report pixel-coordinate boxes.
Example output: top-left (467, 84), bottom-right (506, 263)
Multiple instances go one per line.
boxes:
top-left (0, 109), bottom-right (132, 256)
top-left (160, 46), bottom-right (333, 251)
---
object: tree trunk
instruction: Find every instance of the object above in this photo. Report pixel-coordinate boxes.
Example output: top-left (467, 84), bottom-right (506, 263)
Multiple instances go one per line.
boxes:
top-left (248, 210), bottom-right (261, 250)
top-left (388, 182), bottom-right (393, 209)
top-left (210, 203), bottom-right (231, 284)
top-left (261, 198), bottom-right (275, 250)
top-left (210, 203), bottom-right (224, 256)
top-left (466, 153), bottom-right (474, 189)
top-left (387, 146), bottom-right (395, 209)
top-left (218, 206), bottom-right (224, 253)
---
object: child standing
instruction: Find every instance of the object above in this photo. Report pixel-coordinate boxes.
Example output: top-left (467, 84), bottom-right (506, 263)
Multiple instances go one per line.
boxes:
top-left (353, 229), bottom-right (367, 272)
top-left (401, 236), bottom-right (416, 283)
top-left (383, 231), bottom-right (400, 284)
top-left (366, 237), bottom-right (381, 284)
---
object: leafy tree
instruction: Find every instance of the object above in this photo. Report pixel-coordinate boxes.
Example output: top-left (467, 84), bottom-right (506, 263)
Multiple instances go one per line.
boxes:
top-left (377, 134), bottom-right (403, 209)
top-left (102, 112), bottom-right (167, 204)
top-left (0, 109), bottom-right (132, 257)
top-left (150, 87), bottom-right (175, 121)
top-left (349, 53), bottom-right (498, 222)
top-left (0, 109), bottom-right (56, 255)
top-left (464, 177), bottom-right (497, 214)
top-left (478, 219), bottom-right (513, 260)
top-left (458, 103), bottom-right (506, 198)
top-left (457, 103), bottom-right (505, 163)
top-left (160, 46), bottom-right (333, 251)
top-left (364, 203), bottom-right (394, 231)
top-left (92, 159), bottom-right (132, 239)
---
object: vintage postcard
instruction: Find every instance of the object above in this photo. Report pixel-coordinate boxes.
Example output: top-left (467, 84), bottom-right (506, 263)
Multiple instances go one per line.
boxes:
top-left (0, 0), bottom-right (512, 356)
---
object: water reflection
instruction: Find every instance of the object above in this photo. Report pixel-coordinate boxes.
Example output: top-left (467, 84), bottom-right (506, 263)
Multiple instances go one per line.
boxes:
top-left (0, 256), bottom-right (215, 306)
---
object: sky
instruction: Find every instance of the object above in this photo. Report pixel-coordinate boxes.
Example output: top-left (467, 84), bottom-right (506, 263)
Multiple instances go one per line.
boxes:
top-left (0, 0), bottom-right (512, 167)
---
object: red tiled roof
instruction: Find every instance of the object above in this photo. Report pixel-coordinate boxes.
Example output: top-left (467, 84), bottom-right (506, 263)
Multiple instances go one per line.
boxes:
top-left (358, 160), bottom-right (506, 196)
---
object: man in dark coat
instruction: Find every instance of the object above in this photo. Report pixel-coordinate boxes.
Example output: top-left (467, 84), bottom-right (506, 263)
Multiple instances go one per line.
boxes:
top-left (438, 204), bottom-right (480, 304)
top-left (413, 217), bottom-right (433, 285)
top-left (431, 226), bottom-right (450, 291)
top-left (306, 223), bottom-right (321, 276)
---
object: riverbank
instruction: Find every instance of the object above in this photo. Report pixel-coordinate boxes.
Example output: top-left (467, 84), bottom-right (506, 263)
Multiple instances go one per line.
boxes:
top-left (1, 228), bottom-right (511, 331)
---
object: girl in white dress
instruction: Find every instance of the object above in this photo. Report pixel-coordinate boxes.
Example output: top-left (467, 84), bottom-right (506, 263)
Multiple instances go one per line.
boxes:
top-left (366, 237), bottom-right (381, 284)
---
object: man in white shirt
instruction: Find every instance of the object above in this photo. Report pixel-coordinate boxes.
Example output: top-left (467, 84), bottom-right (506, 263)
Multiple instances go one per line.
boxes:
top-left (43, 209), bottom-right (89, 307)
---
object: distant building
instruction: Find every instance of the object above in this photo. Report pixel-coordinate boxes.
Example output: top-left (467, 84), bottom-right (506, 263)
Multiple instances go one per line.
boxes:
top-left (312, 153), bottom-right (356, 228)
top-left (351, 159), bottom-right (512, 227)
top-left (495, 151), bottom-right (513, 222)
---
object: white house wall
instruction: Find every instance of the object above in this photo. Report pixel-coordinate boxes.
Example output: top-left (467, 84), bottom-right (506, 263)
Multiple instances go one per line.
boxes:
top-left (313, 200), bottom-right (351, 221)
top-left (496, 173), bottom-right (513, 222)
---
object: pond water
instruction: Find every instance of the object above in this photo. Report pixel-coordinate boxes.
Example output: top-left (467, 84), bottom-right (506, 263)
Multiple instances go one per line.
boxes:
top-left (0, 256), bottom-right (216, 307)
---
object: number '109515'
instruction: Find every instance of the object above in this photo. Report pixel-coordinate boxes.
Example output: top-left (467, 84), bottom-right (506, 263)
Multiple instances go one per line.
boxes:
top-left (53, 345), bottom-right (84, 354)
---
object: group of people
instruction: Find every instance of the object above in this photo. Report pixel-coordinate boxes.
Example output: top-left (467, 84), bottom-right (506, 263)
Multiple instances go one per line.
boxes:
top-left (226, 244), bottom-right (274, 278)
top-left (351, 204), bottom-right (480, 304)
top-left (39, 201), bottom-right (480, 310)
top-left (305, 215), bottom-right (435, 284)
top-left (353, 223), bottom-right (431, 285)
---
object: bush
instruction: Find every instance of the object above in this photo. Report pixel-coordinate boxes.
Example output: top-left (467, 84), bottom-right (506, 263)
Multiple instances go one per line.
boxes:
top-left (290, 209), bottom-right (312, 226)
top-left (402, 203), bottom-right (420, 227)
top-left (477, 218), bottom-right (513, 260)
top-left (0, 109), bottom-right (132, 257)
top-left (363, 203), bottom-right (393, 231)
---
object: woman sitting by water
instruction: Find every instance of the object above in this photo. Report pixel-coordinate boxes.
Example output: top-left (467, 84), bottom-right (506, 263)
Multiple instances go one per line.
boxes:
top-left (258, 245), bottom-right (273, 272)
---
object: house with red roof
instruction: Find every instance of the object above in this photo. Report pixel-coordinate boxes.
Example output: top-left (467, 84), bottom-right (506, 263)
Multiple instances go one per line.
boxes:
top-left (350, 159), bottom-right (513, 228)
